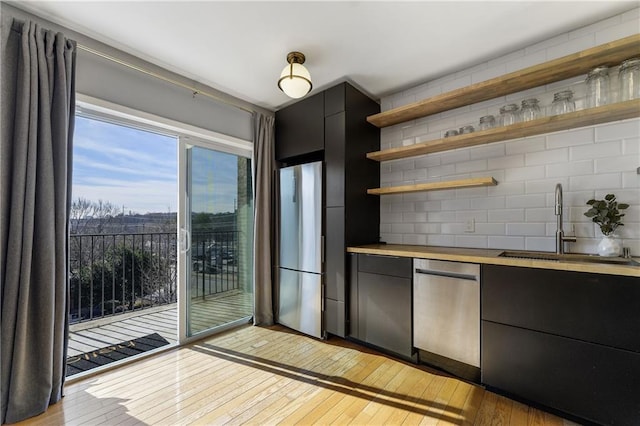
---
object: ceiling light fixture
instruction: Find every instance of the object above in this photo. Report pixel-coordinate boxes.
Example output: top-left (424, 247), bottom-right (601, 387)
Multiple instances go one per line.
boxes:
top-left (278, 51), bottom-right (312, 99)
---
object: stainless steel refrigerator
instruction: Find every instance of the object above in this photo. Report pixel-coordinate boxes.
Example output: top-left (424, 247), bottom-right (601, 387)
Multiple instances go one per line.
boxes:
top-left (277, 161), bottom-right (323, 339)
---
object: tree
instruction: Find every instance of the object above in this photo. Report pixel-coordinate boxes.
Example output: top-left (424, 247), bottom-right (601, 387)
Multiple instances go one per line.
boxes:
top-left (70, 197), bottom-right (120, 234)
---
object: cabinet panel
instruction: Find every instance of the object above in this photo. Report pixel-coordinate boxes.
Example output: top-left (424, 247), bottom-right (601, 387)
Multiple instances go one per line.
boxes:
top-left (482, 264), bottom-right (640, 353)
top-left (357, 271), bottom-right (412, 358)
top-left (325, 113), bottom-right (345, 207)
top-left (325, 207), bottom-right (345, 302)
top-left (324, 83), bottom-right (345, 117)
top-left (275, 92), bottom-right (324, 161)
top-left (348, 253), bottom-right (358, 339)
top-left (358, 253), bottom-right (412, 278)
top-left (482, 321), bottom-right (640, 426)
top-left (325, 299), bottom-right (345, 338)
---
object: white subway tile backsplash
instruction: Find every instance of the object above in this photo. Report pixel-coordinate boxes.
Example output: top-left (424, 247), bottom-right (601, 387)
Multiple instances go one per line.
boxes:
top-left (506, 194), bottom-right (546, 209)
top-left (378, 9), bottom-right (639, 254)
top-left (595, 19), bottom-right (640, 44)
top-left (455, 159), bottom-right (488, 174)
top-left (403, 168), bottom-right (427, 181)
top-left (595, 119), bottom-right (640, 142)
top-left (525, 148), bottom-right (569, 166)
top-left (546, 34), bottom-right (595, 60)
top-left (505, 165), bottom-right (546, 181)
top-left (391, 223), bottom-right (414, 234)
top-left (569, 173), bottom-right (622, 190)
top-left (546, 160), bottom-right (594, 178)
top-left (427, 234), bottom-right (456, 246)
top-left (488, 209), bottom-right (525, 223)
top-left (403, 234), bottom-right (427, 245)
top-left (546, 128), bottom-right (594, 149)
top-left (623, 137), bottom-right (640, 154)
top-left (488, 236), bottom-right (524, 250)
top-left (476, 223), bottom-right (506, 235)
top-left (595, 155), bottom-right (638, 173)
top-left (622, 171), bottom-right (640, 189)
top-left (525, 237), bottom-right (555, 252)
top-left (402, 212), bottom-right (427, 223)
top-left (506, 136), bottom-right (546, 154)
top-left (426, 164), bottom-right (456, 178)
top-left (455, 235), bottom-right (488, 248)
top-left (505, 49), bottom-right (546, 73)
top-left (571, 140), bottom-right (622, 161)
top-left (507, 223), bottom-right (546, 236)
top-left (470, 196), bottom-right (506, 210)
top-left (415, 223), bottom-right (441, 234)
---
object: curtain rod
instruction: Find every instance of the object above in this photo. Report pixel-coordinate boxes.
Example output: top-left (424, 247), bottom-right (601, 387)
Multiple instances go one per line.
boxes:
top-left (77, 44), bottom-right (255, 115)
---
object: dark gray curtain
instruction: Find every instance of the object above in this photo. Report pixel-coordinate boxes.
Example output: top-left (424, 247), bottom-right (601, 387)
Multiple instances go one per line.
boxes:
top-left (1, 19), bottom-right (76, 424)
top-left (252, 112), bottom-right (276, 325)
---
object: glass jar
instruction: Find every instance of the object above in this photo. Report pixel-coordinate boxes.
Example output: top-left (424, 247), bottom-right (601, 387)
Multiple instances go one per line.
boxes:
top-left (619, 58), bottom-right (640, 101)
top-left (478, 115), bottom-right (496, 131)
top-left (499, 104), bottom-right (519, 126)
top-left (459, 125), bottom-right (475, 134)
top-left (550, 90), bottom-right (575, 115)
top-left (520, 98), bottom-right (542, 122)
top-left (444, 129), bottom-right (459, 138)
top-left (585, 66), bottom-right (610, 108)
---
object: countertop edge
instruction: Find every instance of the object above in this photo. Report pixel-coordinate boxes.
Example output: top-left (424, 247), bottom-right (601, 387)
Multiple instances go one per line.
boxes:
top-left (347, 244), bottom-right (640, 278)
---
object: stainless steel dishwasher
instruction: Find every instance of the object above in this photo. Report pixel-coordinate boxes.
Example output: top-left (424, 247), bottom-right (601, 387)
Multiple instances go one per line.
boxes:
top-left (413, 259), bottom-right (480, 381)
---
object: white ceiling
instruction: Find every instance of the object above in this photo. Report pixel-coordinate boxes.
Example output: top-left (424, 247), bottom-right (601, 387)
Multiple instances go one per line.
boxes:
top-left (12, 1), bottom-right (638, 111)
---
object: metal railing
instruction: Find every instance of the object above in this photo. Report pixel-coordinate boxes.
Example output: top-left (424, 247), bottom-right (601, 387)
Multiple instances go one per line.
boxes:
top-left (69, 230), bottom-right (239, 323)
top-left (190, 230), bottom-right (239, 299)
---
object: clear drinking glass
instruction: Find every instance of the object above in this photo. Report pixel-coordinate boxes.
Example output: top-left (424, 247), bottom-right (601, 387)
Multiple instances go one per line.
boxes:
top-left (585, 66), bottom-right (610, 108)
top-left (444, 129), bottom-right (459, 138)
top-left (499, 104), bottom-right (519, 126)
top-left (520, 98), bottom-right (542, 122)
top-left (459, 125), bottom-right (475, 134)
top-left (550, 90), bottom-right (575, 115)
top-left (619, 58), bottom-right (640, 101)
top-left (478, 115), bottom-right (496, 131)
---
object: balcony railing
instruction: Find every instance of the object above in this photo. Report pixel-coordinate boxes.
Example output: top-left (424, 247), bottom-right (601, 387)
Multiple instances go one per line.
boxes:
top-left (69, 230), bottom-right (239, 323)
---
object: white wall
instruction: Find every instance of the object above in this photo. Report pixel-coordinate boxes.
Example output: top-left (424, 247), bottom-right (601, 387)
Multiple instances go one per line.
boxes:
top-left (379, 8), bottom-right (640, 255)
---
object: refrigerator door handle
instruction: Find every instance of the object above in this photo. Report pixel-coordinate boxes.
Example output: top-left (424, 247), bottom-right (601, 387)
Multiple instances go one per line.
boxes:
top-left (321, 235), bottom-right (325, 264)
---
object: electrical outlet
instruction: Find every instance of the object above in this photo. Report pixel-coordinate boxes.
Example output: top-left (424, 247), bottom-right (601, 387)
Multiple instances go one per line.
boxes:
top-left (465, 218), bottom-right (475, 233)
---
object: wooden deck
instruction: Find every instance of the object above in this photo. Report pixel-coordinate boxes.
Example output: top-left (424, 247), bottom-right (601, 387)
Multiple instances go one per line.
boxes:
top-left (24, 324), bottom-right (576, 425)
top-left (68, 289), bottom-right (253, 358)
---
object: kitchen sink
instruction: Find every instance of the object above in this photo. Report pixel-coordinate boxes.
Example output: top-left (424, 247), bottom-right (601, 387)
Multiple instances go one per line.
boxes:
top-left (498, 250), bottom-right (640, 266)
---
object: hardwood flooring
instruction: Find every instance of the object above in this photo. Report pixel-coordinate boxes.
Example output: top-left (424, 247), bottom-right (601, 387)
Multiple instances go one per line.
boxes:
top-left (22, 324), bottom-right (577, 425)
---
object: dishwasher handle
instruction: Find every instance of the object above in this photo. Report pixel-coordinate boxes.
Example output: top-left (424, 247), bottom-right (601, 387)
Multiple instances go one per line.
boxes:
top-left (414, 268), bottom-right (478, 282)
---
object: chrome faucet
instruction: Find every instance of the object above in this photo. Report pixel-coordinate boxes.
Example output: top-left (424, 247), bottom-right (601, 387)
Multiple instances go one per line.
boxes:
top-left (554, 183), bottom-right (576, 254)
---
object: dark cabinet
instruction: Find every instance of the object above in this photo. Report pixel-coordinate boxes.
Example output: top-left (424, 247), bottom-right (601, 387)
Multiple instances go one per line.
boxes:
top-left (275, 92), bottom-right (324, 161)
top-left (482, 265), bottom-right (640, 425)
top-left (275, 82), bottom-right (380, 338)
top-left (349, 253), bottom-right (413, 359)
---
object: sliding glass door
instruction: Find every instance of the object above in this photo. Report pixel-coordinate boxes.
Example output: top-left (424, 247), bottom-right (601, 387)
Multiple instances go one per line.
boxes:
top-left (179, 140), bottom-right (253, 338)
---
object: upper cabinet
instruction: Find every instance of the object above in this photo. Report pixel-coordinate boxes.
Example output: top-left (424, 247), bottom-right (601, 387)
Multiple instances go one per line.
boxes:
top-left (275, 91), bottom-right (325, 161)
top-left (367, 34), bottom-right (640, 129)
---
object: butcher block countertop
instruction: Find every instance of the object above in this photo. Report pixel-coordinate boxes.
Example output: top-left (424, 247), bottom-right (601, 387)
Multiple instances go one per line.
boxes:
top-left (347, 244), bottom-right (640, 278)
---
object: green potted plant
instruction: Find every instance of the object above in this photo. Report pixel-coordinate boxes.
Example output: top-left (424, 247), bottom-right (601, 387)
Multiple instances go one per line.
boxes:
top-left (584, 194), bottom-right (629, 256)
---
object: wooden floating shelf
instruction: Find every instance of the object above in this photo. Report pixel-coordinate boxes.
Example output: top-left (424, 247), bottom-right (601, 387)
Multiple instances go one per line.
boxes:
top-left (367, 99), bottom-right (640, 162)
top-left (367, 34), bottom-right (640, 128)
top-left (368, 177), bottom-right (497, 195)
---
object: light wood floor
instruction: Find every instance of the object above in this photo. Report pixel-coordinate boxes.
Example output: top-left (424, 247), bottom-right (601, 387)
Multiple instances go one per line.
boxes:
top-left (23, 324), bottom-right (577, 426)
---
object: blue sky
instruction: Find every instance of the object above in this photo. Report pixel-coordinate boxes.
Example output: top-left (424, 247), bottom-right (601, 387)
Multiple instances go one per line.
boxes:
top-left (73, 116), bottom-right (240, 215)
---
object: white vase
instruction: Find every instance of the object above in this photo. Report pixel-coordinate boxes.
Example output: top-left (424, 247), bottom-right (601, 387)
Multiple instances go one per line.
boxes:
top-left (597, 235), bottom-right (621, 257)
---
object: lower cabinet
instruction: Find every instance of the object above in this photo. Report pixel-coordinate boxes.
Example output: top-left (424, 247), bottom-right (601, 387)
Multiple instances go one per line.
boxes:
top-left (483, 321), bottom-right (640, 426)
top-left (482, 264), bottom-right (640, 426)
top-left (349, 253), bottom-right (414, 359)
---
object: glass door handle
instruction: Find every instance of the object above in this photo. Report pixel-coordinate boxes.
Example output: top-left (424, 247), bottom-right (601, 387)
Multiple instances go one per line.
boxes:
top-left (180, 228), bottom-right (191, 253)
